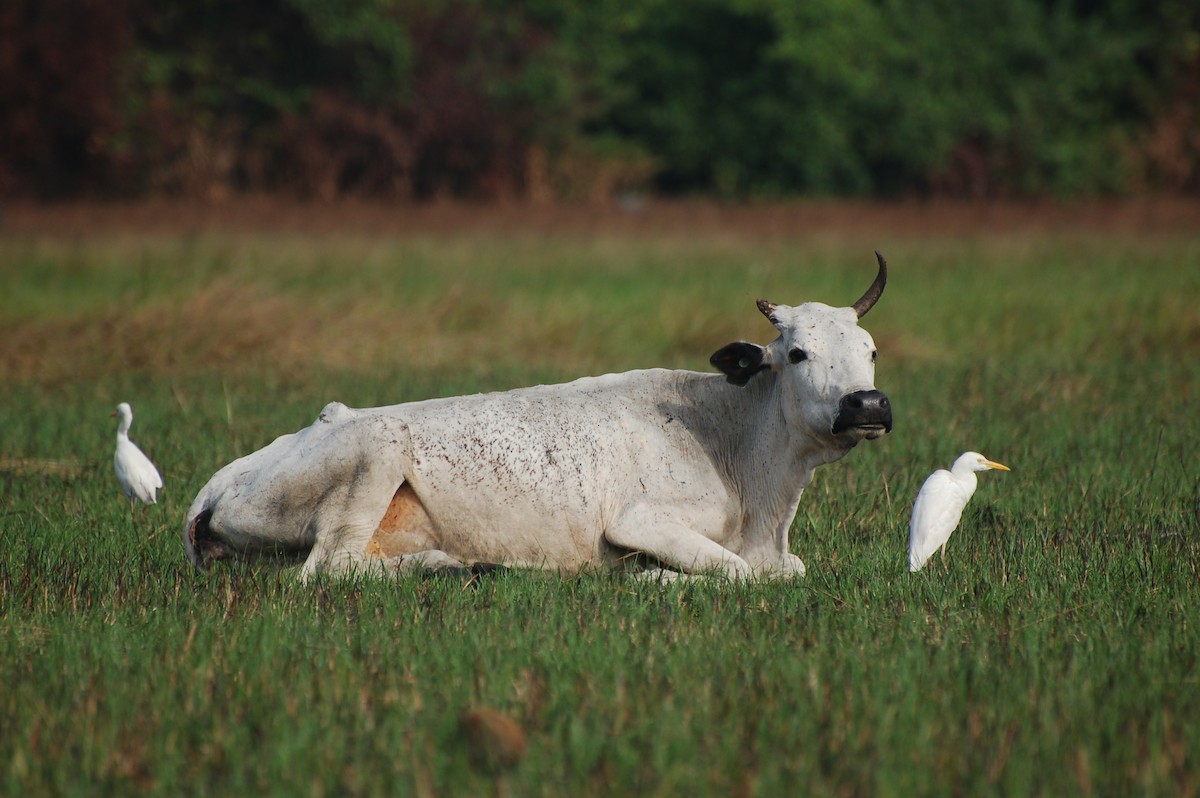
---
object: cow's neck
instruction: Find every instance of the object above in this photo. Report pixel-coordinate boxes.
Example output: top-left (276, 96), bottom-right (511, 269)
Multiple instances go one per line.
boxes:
top-left (693, 371), bottom-right (849, 499)
top-left (766, 376), bottom-right (847, 488)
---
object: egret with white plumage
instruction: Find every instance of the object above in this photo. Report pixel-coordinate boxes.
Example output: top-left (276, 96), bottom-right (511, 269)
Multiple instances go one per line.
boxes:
top-left (112, 402), bottom-right (163, 515)
top-left (908, 451), bottom-right (1010, 572)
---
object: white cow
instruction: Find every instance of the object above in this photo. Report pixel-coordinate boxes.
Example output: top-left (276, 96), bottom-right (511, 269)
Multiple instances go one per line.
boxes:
top-left (183, 254), bottom-right (893, 581)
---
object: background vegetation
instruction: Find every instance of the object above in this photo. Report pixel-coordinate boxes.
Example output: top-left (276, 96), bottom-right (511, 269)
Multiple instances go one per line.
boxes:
top-left (1, 208), bottom-right (1197, 794)
top-left (2, 0), bottom-right (1200, 200)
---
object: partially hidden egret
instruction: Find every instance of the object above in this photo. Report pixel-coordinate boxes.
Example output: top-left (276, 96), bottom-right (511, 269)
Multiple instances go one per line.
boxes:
top-left (908, 451), bottom-right (1010, 572)
top-left (112, 402), bottom-right (163, 514)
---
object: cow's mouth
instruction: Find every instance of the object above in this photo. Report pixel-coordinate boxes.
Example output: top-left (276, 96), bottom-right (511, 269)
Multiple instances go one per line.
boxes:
top-left (854, 423), bottom-right (889, 440)
top-left (830, 421), bottom-right (891, 441)
top-left (831, 390), bottom-right (893, 438)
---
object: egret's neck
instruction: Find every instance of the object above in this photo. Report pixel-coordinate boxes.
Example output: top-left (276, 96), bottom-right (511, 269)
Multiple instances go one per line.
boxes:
top-left (950, 465), bottom-right (980, 490)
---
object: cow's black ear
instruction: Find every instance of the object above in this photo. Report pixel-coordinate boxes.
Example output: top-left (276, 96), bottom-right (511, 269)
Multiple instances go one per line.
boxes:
top-left (710, 342), bottom-right (768, 386)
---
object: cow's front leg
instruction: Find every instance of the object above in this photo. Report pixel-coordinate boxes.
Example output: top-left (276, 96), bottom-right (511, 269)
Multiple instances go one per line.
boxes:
top-left (605, 505), bottom-right (754, 580)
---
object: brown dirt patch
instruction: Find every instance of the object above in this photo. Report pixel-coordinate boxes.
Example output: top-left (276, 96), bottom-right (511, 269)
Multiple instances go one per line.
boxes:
top-left (0, 277), bottom-right (413, 383)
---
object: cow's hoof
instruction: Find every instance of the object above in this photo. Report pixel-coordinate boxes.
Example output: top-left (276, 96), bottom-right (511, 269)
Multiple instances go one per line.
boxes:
top-left (759, 553), bottom-right (806, 579)
top-left (785, 553), bottom-right (807, 577)
top-left (633, 567), bottom-right (693, 585)
top-left (386, 549), bottom-right (468, 575)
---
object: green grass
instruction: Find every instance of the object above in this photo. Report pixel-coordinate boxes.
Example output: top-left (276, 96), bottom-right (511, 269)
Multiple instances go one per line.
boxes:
top-left (2, 211), bottom-right (1198, 796)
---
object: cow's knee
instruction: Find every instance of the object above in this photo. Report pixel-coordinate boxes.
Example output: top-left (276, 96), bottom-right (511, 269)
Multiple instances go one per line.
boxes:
top-left (298, 519), bottom-right (381, 580)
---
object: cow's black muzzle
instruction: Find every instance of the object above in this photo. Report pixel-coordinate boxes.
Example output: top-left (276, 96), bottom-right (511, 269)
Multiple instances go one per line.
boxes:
top-left (831, 390), bottom-right (893, 437)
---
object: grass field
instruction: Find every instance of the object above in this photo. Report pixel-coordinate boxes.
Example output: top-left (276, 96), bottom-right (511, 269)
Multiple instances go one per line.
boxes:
top-left (2, 201), bottom-right (1198, 796)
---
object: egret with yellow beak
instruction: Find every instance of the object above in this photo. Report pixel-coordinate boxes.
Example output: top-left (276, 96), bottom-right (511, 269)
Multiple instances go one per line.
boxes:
top-left (908, 451), bottom-right (1010, 572)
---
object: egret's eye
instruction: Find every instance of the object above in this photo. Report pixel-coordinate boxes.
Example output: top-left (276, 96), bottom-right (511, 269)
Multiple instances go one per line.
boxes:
top-left (871, 350), bottom-right (878, 362)
top-left (788, 348), bottom-right (808, 364)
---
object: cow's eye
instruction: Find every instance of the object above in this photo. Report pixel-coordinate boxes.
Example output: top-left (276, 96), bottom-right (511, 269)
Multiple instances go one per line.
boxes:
top-left (871, 350), bottom-right (878, 362)
top-left (788, 348), bottom-right (808, 364)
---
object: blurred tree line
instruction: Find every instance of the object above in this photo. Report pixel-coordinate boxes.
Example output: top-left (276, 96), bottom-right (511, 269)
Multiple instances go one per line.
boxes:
top-left (2, 0), bottom-right (1198, 201)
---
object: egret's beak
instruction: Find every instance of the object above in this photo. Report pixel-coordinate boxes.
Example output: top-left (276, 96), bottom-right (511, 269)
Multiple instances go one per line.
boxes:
top-left (109, 411), bottom-right (117, 418)
top-left (985, 460), bottom-right (1011, 472)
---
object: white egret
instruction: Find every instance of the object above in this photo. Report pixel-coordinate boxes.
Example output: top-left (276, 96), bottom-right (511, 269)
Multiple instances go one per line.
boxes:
top-left (112, 402), bottom-right (163, 514)
top-left (908, 451), bottom-right (1010, 572)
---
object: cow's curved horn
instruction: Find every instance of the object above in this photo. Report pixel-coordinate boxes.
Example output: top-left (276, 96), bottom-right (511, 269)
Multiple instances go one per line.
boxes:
top-left (851, 251), bottom-right (888, 318)
top-left (756, 298), bottom-right (778, 322)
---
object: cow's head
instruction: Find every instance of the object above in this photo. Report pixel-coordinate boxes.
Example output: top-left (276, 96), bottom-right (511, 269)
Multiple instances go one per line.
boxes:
top-left (711, 252), bottom-right (893, 444)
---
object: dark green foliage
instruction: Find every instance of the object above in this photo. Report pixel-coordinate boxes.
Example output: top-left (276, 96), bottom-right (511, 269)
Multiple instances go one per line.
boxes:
top-left (1, 0), bottom-right (1199, 198)
top-left (593, 0), bottom-right (1200, 197)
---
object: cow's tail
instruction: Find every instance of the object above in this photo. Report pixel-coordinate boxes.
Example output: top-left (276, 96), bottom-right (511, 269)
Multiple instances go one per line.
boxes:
top-left (182, 501), bottom-right (231, 571)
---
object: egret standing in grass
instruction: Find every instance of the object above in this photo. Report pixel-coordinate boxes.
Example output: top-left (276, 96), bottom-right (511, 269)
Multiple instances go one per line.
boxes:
top-left (112, 402), bottom-right (163, 517)
top-left (908, 451), bottom-right (1010, 572)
